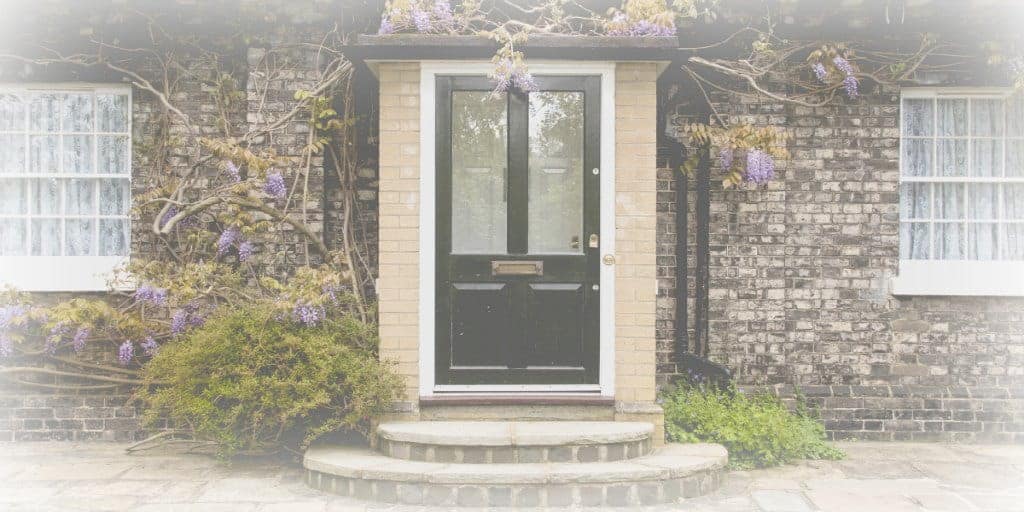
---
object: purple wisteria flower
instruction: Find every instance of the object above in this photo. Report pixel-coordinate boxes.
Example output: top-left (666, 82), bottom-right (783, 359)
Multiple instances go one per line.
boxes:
top-left (118, 340), bottom-right (134, 365)
top-left (263, 172), bottom-right (287, 200)
top-left (45, 322), bottom-right (70, 354)
top-left (293, 303), bottom-right (325, 327)
top-left (0, 305), bottom-right (28, 358)
top-left (141, 335), bottom-right (159, 357)
top-left (160, 206), bottom-right (199, 230)
top-left (134, 284), bottom-right (168, 307)
top-left (72, 327), bottom-right (90, 353)
top-left (217, 227), bottom-right (240, 257)
top-left (171, 302), bottom-right (206, 337)
top-left (629, 19), bottom-right (676, 37)
top-left (237, 241), bottom-right (255, 262)
top-left (378, 15), bottom-right (395, 35)
top-left (323, 284), bottom-right (339, 304)
top-left (432, 0), bottom-right (454, 31)
top-left (512, 70), bottom-right (538, 93)
top-left (606, 11), bottom-right (676, 37)
top-left (832, 56), bottom-right (854, 75)
top-left (225, 161), bottom-right (241, 183)
top-left (843, 75), bottom-right (859, 98)
top-left (744, 149), bottom-right (776, 185)
top-left (491, 58), bottom-right (537, 94)
top-left (411, 7), bottom-right (431, 32)
top-left (812, 62), bottom-right (828, 83)
top-left (718, 148), bottom-right (734, 171)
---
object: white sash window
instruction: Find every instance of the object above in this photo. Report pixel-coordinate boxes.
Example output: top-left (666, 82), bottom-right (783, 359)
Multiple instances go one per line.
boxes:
top-left (894, 88), bottom-right (1024, 296)
top-left (0, 85), bottom-right (131, 291)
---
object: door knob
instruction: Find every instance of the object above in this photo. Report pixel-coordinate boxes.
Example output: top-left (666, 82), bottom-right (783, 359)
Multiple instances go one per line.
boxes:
top-left (602, 254), bottom-right (615, 265)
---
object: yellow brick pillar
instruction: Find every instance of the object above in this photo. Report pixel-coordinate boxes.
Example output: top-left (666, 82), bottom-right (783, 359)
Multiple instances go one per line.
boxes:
top-left (613, 62), bottom-right (664, 443)
top-left (377, 62), bottom-right (422, 419)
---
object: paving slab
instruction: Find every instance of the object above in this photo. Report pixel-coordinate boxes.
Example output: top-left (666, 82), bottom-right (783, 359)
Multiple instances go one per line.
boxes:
top-left (2, 441), bottom-right (1024, 511)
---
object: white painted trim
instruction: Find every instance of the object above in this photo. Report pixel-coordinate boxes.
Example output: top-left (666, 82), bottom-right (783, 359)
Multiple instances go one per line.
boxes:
top-left (434, 384), bottom-right (602, 393)
top-left (417, 60), bottom-right (616, 398)
top-left (891, 260), bottom-right (1024, 296)
top-left (0, 256), bottom-right (128, 292)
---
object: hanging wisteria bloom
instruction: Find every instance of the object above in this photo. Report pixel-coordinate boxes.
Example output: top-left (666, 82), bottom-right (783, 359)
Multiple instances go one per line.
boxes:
top-left (72, 327), bottom-right (90, 353)
top-left (410, 6), bottom-right (431, 32)
top-left (134, 283), bottom-right (168, 307)
top-left (118, 340), bottom-right (134, 365)
top-left (832, 56), bottom-right (854, 75)
top-left (812, 62), bottom-right (828, 83)
top-left (718, 147), bottom-right (734, 171)
top-left (605, 10), bottom-right (676, 37)
top-left (160, 206), bottom-right (198, 230)
top-left (141, 336), bottom-right (159, 357)
top-left (0, 305), bottom-right (28, 358)
top-left (225, 161), bottom-right (241, 182)
top-left (490, 57), bottom-right (538, 95)
top-left (293, 303), bottom-right (325, 327)
top-left (432, 0), bottom-right (454, 30)
top-left (744, 149), bottom-right (776, 185)
top-left (45, 322), bottom-right (70, 354)
top-left (217, 227), bottom-right (241, 256)
top-left (377, 13), bottom-right (395, 35)
top-left (171, 302), bottom-right (206, 336)
top-left (237, 241), bottom-right (255, 262)
top-left (264, 172), bottom-right (287, 200)
top-left (842, 75), bottom-right (859, 98)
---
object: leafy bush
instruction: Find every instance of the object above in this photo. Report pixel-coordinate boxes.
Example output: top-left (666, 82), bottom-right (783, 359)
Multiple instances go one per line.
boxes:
top-left (662, 384), bottom-right (844, 469)
top-left (137, 303), bottom-right (402, 458)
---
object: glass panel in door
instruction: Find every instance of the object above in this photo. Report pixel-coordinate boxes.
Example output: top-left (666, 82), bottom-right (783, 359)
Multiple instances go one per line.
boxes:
top-left (528, 91), bottom-right (585, 254)
top-left (451, 91), bottom-right (507, 254)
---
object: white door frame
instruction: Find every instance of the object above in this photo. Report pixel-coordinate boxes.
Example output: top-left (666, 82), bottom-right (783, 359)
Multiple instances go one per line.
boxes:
top-left (417, 60), bottom-right (616, 397)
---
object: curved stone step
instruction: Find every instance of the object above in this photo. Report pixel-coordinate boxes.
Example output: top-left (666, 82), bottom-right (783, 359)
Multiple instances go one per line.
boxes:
top-left (304, 443), bottom-right (727, 507)
top-left (376, 421), bottom-right (654, 463)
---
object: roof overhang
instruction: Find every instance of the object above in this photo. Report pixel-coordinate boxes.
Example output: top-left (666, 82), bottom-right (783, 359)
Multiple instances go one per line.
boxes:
top-left (345, 34), bottom-right (677, 76)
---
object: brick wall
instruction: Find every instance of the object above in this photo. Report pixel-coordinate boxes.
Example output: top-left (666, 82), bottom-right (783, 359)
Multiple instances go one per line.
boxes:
top-left (657, 83), bottom-right (1024, 441)
top-left (0, 396), bottom-right (155, 442)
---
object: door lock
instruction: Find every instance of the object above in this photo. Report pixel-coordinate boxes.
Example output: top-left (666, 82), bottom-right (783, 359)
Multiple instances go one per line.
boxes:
top-left (588, 234), bottom-right (599, 248)
top-left (602, 254), bottom-right (615, 265)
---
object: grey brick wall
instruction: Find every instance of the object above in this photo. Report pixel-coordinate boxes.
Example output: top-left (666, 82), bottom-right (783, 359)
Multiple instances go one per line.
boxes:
top-left (658, 83), bottom-right (1024, 441)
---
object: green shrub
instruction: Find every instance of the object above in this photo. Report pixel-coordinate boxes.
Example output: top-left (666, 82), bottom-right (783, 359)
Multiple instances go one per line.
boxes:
top-left (137, 303), bottom-right (402, 458)
top-left (662, 384), bottom-right (844, 469)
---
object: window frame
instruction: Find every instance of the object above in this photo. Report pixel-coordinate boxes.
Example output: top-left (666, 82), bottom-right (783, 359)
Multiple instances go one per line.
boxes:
top-left (893, 87), bottom-right (1024, 296)
top-left (0, 83), bottom-right (132, 292)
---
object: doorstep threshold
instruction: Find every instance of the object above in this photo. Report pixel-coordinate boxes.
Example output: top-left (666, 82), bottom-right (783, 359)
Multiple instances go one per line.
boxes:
top-left (419, 392), bottom-right (615, 406)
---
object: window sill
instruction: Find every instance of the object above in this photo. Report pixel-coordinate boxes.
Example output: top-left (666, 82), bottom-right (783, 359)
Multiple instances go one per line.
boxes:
top-left (891, 260), bottom-right (1024, 297)
top-left (0, 256), bottom-right (129, 292)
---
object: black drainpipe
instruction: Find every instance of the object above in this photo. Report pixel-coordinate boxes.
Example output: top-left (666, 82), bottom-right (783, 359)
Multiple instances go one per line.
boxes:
top-left (693, 139), bottom-right (711, 358)
top-left (668, 141), bottom-right (689, 362)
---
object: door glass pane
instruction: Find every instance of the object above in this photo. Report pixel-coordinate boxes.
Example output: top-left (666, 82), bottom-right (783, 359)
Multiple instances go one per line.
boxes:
top-left (528, 91), bottom-right (584, 254)
top-left (451, 91), bottom-right (507, 254)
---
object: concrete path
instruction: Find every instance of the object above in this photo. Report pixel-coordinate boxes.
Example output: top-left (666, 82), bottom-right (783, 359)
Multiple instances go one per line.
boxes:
top-left (1, 441), bottom-right (1023, 511)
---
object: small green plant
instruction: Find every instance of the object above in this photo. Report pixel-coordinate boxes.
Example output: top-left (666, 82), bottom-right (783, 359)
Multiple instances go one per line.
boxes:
top-left (137, 303), bottom-right (403, 458)
top-left (662, 383), bottom-right (844, 469)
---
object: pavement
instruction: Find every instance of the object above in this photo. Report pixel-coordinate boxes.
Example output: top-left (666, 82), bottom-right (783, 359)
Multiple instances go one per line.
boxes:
top-left (1, 441), bottom-right (1023, 511)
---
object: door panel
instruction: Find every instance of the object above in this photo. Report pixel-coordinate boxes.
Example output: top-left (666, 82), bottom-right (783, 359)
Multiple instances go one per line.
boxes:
top-left (525, 283), bottom-right (584, 368)
top-left (436, 75), bottom-right (601, 386)
top-left (450, 283), bottom-right (511, 368)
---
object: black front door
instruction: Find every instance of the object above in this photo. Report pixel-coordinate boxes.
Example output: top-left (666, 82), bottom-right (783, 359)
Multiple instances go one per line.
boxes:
top-left (436, 75), bottom-right (601, 386)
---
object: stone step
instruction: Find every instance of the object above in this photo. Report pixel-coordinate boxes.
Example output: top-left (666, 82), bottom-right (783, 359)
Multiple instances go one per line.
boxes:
top-left (304, 443), bottom-right (727, 507)
top-left (376, 420), bottom-right (654, 463)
